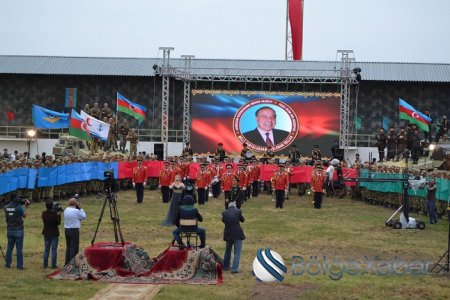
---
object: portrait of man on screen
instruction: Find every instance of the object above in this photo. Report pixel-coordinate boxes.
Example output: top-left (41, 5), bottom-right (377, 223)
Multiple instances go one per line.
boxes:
top-left (242, 106), bottom-right (290, 147)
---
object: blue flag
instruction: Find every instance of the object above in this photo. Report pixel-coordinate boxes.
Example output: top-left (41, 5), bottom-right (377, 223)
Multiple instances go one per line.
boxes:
top-left (32, 105), bottom-right (69, 129)
top-left (382, 116), bottom-right (391, 130)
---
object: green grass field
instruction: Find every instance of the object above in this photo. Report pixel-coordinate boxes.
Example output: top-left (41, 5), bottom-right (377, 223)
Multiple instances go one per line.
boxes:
top-left (0, 189), bottom-right (449, 299)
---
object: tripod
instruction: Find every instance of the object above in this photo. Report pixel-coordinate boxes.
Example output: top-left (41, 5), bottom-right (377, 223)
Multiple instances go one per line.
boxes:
top-left (91, 192), bottom-right (125, 246)
top-left (431, 206), bottom-right (450, 274)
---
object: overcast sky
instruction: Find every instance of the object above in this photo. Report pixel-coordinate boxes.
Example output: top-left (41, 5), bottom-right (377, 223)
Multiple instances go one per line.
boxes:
top-left (0, 0), bottom-right (449, 63)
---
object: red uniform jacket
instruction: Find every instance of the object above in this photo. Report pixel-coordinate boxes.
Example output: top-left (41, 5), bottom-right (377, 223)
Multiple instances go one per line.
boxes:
top-left (179, 162), bottom-right (190, 178)
top-left (208, 165), bottom-right (222, 178)
top-left (273, 172), bottom-right (288, 190)
top-left (133, 166), bottom-right (148, 183)
top-left (196, 170), bottom-right (209, 188)
top-left (251, 165), bottom-right (261, 181)
top-left (221, 171), bottom-right (234, 191)
top-left (234, 170), bottom-right (248, 188)
top-left (311, 169), bottom-right (326, 193)
top-left (159, 168), bottom-right (172, 186)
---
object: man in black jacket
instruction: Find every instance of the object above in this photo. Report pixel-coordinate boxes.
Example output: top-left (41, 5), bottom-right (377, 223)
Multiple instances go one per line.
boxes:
top-left (4, 194), bottom-right (29, 269)
top-left (172, 195), bottom-right (206, 249)
top-left (42, 201), bottom-right (61, 268)
top-left (222, 201), bottom-right (245, 273)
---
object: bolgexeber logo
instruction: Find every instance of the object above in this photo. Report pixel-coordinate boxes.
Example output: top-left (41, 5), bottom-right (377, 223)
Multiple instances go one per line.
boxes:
top-left (253, 248), bottom-right (287, 282)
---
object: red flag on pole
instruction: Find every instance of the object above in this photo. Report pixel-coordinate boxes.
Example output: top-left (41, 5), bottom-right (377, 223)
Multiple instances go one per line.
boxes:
top-left (289, 0), bottom-right (304, 60)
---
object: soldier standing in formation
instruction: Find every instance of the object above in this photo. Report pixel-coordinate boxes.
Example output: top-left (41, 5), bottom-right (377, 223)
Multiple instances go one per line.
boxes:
top-left (208, 160), bottom-right (223, 198)
top-left (272, 164), bottom-right (288, 209)
top-left (311, 144), bottom-right (322, 165)
top-left (435, 115), bottom-right (448, 143)
top-left (101, 103), bottom-right (112, 120)
top-left (119, 119), bottom-right (129, 153)
top-left (196, 163), bottom-right (209, 205)
top-left (182, 142), bottom-right (193, 157)
top-left (215, 143), bottom-right (226, 162)
top-left (235, 164), bottom-right (248, 202)
top-left (127, 129), bottom-right (139, 157)
top-left (288, 144), bottom-right (301, 165)
top-left (411, 129), bottom-right (422, 164)
top-left (250, 159), bottom-right (261, 198)
top-left (221, 164), bottom-right (235, 207)
top-left (159, 161), bottom-right (172, 203)
top-left (132, 158), bottom-right (148, 203)
top-left (386, 127), bottom-right (397, 161)
top-left (375, 128), bottom-right (387, 162)
top-left (90, 102), bottom-right (101, 119)
top-left (396, 127), bottom-right (407, 161)
top-left (311, 161), bottom-right (326, 209)
top-left (107, 117), bottom-right (118, 151)
top-left (83, 104), bottom-right (90, 115)
top-left (406, 123), bottom-right (414, 151)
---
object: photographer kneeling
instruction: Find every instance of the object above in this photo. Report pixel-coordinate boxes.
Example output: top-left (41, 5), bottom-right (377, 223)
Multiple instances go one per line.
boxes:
top-left (4, 193), bottom-right (29, 269)
top-left (42, 201), bottom-right (62, 268)
top-left (64, 198), bottom-right (86, 265)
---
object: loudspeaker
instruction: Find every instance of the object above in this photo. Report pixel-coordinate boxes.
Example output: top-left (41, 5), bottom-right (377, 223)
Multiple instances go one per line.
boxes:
top-left (335, 148), bottom-right (344, 161)
top-left (154, 144), bottom-right (164, 161)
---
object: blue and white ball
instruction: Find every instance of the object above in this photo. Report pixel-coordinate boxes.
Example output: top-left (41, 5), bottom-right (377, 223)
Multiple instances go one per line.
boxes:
top-left (253, 248), bottom-right (287, 282)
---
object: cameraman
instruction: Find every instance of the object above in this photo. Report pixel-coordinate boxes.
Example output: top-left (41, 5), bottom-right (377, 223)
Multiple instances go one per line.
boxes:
top-left (4, 193), bottom-right (29, 269)
top-left (42, 201), bottom-right (61, 269)
top-left (64, 198), bottom-right (86, 265)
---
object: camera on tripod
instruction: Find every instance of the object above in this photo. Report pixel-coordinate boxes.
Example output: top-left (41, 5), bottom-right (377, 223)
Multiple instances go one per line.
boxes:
top-left (103, 169), bottom-right (116, 193)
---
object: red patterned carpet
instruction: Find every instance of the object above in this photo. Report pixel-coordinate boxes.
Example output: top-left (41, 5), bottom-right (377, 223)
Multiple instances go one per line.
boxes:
top-left (49, 242), bottom-right (223, 285)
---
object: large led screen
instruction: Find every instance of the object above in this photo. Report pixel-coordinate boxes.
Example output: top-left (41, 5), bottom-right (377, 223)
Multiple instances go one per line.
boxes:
top-left (191, 90), bottom-right (340, 155)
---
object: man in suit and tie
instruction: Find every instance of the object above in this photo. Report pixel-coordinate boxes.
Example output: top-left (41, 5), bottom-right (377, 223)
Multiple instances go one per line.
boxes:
top-left (243, 106), bottom-right (290, 147)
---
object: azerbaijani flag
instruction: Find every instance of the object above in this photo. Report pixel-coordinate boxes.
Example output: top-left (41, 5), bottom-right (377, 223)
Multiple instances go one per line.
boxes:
top-left (69, 109), bottom-right (90, 141)
top-left (65, 88), bottom-right (77, 108)
top-left (117, 92), bottom-right (146, 124)
top-left (399, 98), bottom-right (432, 132)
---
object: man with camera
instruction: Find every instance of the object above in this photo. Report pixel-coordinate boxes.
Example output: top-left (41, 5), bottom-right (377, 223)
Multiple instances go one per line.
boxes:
top-left (4, 193), bottom-right (29, 269)
top-left (42, 201), bottom-right (62, 268)
top-left (64, 197), bottom-right (86, 265)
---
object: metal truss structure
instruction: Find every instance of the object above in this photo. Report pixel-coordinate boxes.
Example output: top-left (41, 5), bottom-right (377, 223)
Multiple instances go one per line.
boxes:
top-left (181, 55), bottom-right (195, 144)
top-left (337, 50), bottom-right (357, 154)
top-left (159, 47), bottom-right (174, 158)
top-left (157, 48), bottom-right (358, 150)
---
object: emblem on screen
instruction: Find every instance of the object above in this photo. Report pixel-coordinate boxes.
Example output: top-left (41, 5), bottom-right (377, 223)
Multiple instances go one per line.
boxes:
top-left (233, 98), bottom-right (299, 152)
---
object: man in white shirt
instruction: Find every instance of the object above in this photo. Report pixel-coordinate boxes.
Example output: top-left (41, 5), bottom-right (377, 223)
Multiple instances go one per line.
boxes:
top-left (9, 150), bottom-right (18, 161)
top-left (63, 198), bottom-right (86, 265)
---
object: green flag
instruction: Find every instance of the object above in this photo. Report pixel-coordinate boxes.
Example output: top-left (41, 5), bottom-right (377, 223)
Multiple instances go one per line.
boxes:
top-left (355, 115), bottom-right (362, 130)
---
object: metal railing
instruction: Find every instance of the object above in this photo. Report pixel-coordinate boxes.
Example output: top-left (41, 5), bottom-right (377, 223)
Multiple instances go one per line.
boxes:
top-left (0, 126), bottom-right (375, 146)
top-left (0, 126), bottom-right (184, 142)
